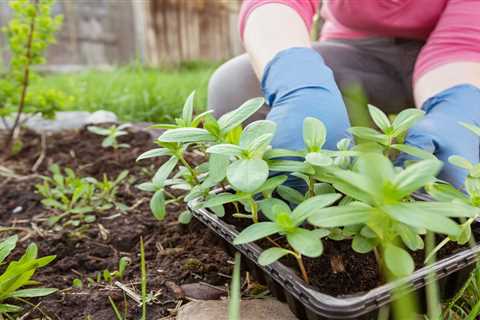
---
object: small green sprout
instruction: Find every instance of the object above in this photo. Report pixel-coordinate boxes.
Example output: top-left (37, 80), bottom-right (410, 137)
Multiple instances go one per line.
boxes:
top-left (87, 123), bottom-right (131, 149)
top-left (36, 165), bottom-right (129, 226)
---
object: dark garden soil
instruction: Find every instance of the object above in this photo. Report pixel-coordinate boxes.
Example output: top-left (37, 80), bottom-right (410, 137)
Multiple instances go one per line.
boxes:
top-left (0, 127), bottom-right (232, 320)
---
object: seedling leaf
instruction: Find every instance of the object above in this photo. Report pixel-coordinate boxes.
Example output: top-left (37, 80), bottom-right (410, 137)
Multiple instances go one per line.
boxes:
top-left (303, 117), bottom-right (326, 151)
top-left (258, 248), bottom-right (291, 266)
top-left (150, 190), bottom-right (166, 220)
top-left (384, 244), bottom-right (414, 277)
top-left (287, 229), bottom-right (324, 258)
top-left (218, 97), bottom-right (265, 133)
top-left (309, 204), bottom-right (372, 227)
top-left (227, 159), bottom-right (269, 193)
top-left (158, 128), bottom-right (216, 143)
top-left (368, 104), bottom-right (391, 132)
top-left (182, 91), bottom-right (195, 125)
top-left (234, 222), bottom-right (281, 245)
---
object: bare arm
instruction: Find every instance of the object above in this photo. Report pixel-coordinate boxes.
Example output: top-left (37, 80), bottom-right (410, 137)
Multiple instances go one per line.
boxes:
top-left (243, 4), bottom-right (312, 78)
top-left (414, 62), bottom-right (480, 107)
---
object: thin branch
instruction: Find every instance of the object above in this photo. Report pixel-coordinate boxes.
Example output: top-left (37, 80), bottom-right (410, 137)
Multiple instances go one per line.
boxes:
top-left (4, 0), bottom-right (39, 152)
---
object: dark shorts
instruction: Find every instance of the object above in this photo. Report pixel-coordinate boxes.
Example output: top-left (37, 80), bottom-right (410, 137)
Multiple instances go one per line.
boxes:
top-left (208, 38), bottom-right (424, 122)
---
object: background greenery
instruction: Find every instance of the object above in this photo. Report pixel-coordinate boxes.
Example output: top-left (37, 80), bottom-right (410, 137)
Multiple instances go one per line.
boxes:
top-left (31, 61), bottom-right (219, 123)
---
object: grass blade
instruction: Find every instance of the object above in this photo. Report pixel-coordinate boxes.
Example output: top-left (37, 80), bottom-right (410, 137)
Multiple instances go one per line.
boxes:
top-left (228, 252), bottom-right (241, 320)
top-left (140, 237), bottom-right (147, 320)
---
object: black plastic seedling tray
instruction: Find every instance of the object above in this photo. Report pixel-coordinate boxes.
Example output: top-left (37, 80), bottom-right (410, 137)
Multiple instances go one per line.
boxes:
top-left (189, 197), bottom-right (480, 320)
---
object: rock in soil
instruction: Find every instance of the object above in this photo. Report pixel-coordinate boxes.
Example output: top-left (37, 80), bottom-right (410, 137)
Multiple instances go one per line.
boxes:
top-left (86, 110), bottom-right (118, 124)
top-left (176, 299), bottom-right (298, 320)
top-left (180, 282), bottom-right (227, 300)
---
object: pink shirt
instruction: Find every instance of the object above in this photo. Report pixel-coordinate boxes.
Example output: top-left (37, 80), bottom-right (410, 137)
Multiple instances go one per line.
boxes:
top-left (239, 0), bottom-right (480, 82)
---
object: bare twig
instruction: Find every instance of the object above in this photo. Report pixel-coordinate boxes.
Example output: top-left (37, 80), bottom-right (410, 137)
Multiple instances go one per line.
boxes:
top-left (114, 281), bottom-right (142, 305)
top-left (32, 132), bottom-right (47, 172)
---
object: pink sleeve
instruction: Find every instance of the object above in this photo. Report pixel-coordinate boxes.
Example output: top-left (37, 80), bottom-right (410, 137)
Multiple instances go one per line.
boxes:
top-left (414, 0), bottom-right (480, 82)
top-left (239, 0), bottom-right (319, 40)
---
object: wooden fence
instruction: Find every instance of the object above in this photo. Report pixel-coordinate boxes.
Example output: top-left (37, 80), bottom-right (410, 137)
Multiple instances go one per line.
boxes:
top-left (0, 0), bottom-right (244, 70)
top-left (143, 0), bottom-right (243, 65)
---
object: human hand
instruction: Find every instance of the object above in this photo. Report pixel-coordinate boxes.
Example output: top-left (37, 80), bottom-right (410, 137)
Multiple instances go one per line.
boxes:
top-left (397, 84), bottom-right (480, 188)
top-left (262, 47), bottom-right (351, 151)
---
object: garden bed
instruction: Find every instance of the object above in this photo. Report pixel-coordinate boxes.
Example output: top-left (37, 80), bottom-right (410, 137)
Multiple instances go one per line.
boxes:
top-left (0, 128), bottom-right (232, 319)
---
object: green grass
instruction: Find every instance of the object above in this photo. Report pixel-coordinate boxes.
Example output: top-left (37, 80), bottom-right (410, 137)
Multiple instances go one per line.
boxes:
top-left (31, 61), bottom-right (219, 123)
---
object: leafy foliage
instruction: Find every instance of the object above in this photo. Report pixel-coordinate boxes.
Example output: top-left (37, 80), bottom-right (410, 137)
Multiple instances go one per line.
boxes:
top-left (0, 235), bottom-right (56, 316)
top-left (139, 93), bottom-right (479, 284)
top-left (1, 0), bottom-right (67, 150)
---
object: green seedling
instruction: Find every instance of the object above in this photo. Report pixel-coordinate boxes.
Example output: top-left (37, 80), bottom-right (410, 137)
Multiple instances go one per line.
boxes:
top-left (87, 124), bottom-right (131, 149)
top-left (0, 235), bottom-right (56, 316)
top-left (103, 257), bottom-right (130, 283)
top-left (139, 92), bottom-right (478, 295)
top-left (137, 93), bottom-right (266, 221)
top-left (265, 117), bottom-right (356, 200)
top-left (87, 170), bottom-right (129, 211)
top-left (234, 194), bottom-right (340, 283)
top-left (309, 153), bottom-right (478, 277)
top-left (348, 105), bottom-right (434, 160)
top-left (83, 257), bottom-right (130, 287)
top-left (36, 165), bottom-right (129, 226)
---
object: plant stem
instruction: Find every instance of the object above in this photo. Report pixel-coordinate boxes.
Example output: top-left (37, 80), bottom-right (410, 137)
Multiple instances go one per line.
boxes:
top-left (425, 231), bottom-right (441, 320)
top-left (177, 153), bottom-right (199, 184)
top-left (377, 306), bottom-right (390, 320)
top-left (232, 201), bottom-right (240, 214)
top-left (307, 176), bottom-right (315, 198)
top-left (249, 198), bottom-right (258, 223)
top-left (295, 252), bottom-right (309, 284)
top-left (5, 0), bottom-right (38, 152)
top-left (266, 236), bottom-right (282, 248)
top-left (374, 247), bottom-right (390, 320)
top-left (228, 252), bottom-right (241, 320)
top-left (232, 213), bottom-right (252, 219)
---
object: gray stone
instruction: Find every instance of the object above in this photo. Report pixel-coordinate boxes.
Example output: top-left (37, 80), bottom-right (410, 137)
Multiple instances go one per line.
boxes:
top-left (0, 110), bottom-right (118, 134)
top-left (86, 110), bottom-right (118, 124)
top-left (22, 111), bottom-right (90, 133)
top-left (176, 299), bottom-right (298, 320)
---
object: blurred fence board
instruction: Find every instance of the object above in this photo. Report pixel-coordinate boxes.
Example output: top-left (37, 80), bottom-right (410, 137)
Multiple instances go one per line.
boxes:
top-left (0, 0), bottom-right (137, 70)
top-left (0, 0), bottom-right (243, 70)
top-left (144, 0), bottom-right (242, 65)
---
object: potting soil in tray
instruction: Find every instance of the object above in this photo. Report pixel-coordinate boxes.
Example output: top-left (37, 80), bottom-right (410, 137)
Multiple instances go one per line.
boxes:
top-left (222, 204), bottom-right (468, 297)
